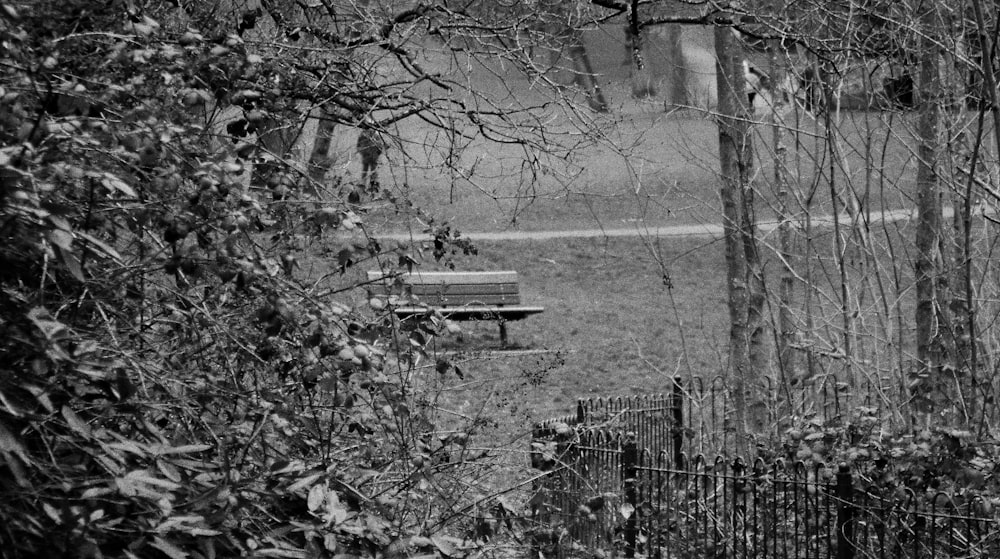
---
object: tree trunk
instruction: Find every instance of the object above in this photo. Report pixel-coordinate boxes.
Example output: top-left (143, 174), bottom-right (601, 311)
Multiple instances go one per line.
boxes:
top-left (624, 24), bottom-right (656, 98)
top-left (664, 24), bottom-right (688, 107)
top-left (769, 43), bottom-right (796, 417)
top-left (914, 1), bottom-right (950, 405)
top-left (306, 107), bottom-right (338, 193)
top-left (715, 26), bottom-right (767, 448)
top-left (970, 0), bottom-right (1000, 161)
top-left (250, 116), bottom-right (301, 189)
top-left (624, 0), bottom-right (655, 100)
top-left (567, 30), bottom-right (609, 112)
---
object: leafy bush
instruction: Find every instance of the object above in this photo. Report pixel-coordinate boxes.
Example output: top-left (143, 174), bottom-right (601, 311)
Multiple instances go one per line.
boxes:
top-left (0, 2), bottom-right (529, 557)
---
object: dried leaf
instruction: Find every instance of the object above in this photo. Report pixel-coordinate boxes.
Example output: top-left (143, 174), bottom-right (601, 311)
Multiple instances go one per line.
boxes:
top-left (307, 484), bottom-right (325, 512)
top-left (26, 384), bottom-right (54, 413)
top-left (125, 469), bottom-right (181, 491)
top-left (27, 308), bottom-right (69, 341)
top-left (61, 405), bottom-right (92, 438)
top-left (431, 535), bottom-right (470, 558)
top-left (117, 469), bottom-right (181, 499)
top-left (47, 229), bottom-right (74, 251)
top-left (1, 449), bottom-right (31, 487)
top-left (77, 231), bottom-right (122, 261)
top-left (105, 440), bottom-right (148, 456)
top-left (43, 501), bottom-right (62, 524)
top-left (155, 515), bottom-right (206, 533)
top-left (154, 444), bottom-right (212, 455)
top-left (81, 487), bottom-right (114, 499)
top-left (254, 549), bottom-right (306, 558)
top-left (0, 420), bottom-right (27, 457)
top-left (101, 173), bottom-right (137, 197)
top-left (188, 528), bottom-right (222, 536)
top-left (151, 536), bottom-right (188, 559)
top-left (157, 459), bottom-right (182, 482)
top-left (324, 491), bottom-right (347, 526)
top-left (287, 473), bottom-right (322, 494)
top-left (54, 245), bottom-right (85, 281)
top-left (269, 460), bottom-right (304, 474)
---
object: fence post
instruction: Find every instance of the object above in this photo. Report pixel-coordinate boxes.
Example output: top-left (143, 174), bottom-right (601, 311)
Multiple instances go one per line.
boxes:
top-left (671, 376), bottom-right (684, 467)
top-left (836, 463), bottom-right (855, 559)
top-left (622, 433), bottom-right (639, 558)
top-left (732, 458), bottom-right (746, 559)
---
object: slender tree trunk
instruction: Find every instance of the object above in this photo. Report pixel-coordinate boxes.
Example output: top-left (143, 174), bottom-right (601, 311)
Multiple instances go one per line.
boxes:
top-left (307, 107), bottom-right (338, 193)
top-left (664, 24), bottom-right (688, 107)
top-left (970, 0), bottom-right (1000, 161)
top-left (769, 45), bottom-right (796, 415)
top-left (967, 0), bottom-right (1000, 427)
top-left (625, 1), bottom-right (656, 99)
top-left (567, 31), bottom-right (609, 112)
top-left (715, 26), bottom-right (767, 448)
top-left (949, 0), bottom-right (1000, 425)
top-left (250, 115), bottom-right (301, 188)
top-left (915, 2), bottom-right (947, 391)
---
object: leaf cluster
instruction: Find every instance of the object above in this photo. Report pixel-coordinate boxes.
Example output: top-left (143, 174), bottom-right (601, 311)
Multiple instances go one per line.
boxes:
top-left (779, 410), bottom-right (1000, 512)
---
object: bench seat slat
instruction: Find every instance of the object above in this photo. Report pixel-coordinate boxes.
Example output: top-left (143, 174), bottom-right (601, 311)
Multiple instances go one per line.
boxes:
top-left (367, 271), bottom-right (526, 306)
top-left (370, 284), bottom-right (520, 297)
top-left (367, 271), bottom-right (519, 285)
top-left (368, 286), bottom-right (522, 305)
top-left (415, 294), bottom-right (522, 306)
top-left (366, 271), bottom-right (544, 345)
top-left (404, 284), bottom-right (520, 295)
top-left (390, 305), bottom-right (546, 321)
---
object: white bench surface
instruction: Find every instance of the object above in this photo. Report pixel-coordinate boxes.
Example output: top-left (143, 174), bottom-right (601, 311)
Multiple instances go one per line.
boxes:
top-left (366, 270), bottom-right (544, 316)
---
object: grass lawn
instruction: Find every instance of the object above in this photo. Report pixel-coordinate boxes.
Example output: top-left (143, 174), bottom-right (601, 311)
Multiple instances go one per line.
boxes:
top-left (296, 30), bottom-right (994, 442)
top-left (360, 108), bottom-right (923, 235)
top-left (384, 234), bottom-right (731, 428)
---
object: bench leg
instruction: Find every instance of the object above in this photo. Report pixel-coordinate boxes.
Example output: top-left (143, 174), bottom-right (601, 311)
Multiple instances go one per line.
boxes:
top-left (499, 320), bottom-right (509, 347)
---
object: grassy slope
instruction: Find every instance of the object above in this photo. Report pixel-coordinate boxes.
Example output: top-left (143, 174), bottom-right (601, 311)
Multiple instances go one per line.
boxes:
top-left (305, 26), bottom-right (951, 425)
top-left (398, 235), bottom-right (730, 426)
top-left (345, 27), bottom-right (923, 235)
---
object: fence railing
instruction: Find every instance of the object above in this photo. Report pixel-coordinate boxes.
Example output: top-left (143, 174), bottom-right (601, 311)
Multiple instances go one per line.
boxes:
top-left (528, 377), bottom-right (999, 558)
top-left (530, 435), bottom-right (1000, 558)
top-left (533, 376), bottom-right (896, 463)
top-left (533, 388), bottom-right (685, 462)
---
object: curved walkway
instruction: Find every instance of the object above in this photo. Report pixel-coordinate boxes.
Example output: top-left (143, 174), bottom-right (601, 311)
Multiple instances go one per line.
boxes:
top-left (374, 207), bottom-right (945, 242)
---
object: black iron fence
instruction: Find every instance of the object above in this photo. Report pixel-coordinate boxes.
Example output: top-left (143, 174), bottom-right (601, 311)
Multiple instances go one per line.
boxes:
top-left (530, 435), bottom-right (1000, 558)
top-left (528, 378), bottom-right (1000, 558)
top-left (533, 376), bottom-right (897, 463)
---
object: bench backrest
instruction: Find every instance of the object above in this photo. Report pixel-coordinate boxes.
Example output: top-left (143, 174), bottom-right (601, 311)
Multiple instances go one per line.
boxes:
top-left (366, 271), bottom-right (522, 306)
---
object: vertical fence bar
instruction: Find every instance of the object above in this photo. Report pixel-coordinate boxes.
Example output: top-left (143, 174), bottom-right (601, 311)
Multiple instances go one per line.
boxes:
top-left (732, 458), bottom-right (746, 559)
top-left (699, 456), bottom-right (709, 558)
top-left (672, 377), bottom-right (684, 467)
top-left (824, 467), bottom-right (833, 559)
top-left (836, 464), bottom-right (854, 559)
top-left (930, 494), bottom-right (939, 559)
top-left (792, 463), bottom-right (803, 559)
top-left (716, 457), bottom-right (726, 558)
top-left (658, 451), bottom-right (670, 558)
top-left (782, 462), bottom-right (791, 559)
top-left (622, 434), bottom-right (638, 558)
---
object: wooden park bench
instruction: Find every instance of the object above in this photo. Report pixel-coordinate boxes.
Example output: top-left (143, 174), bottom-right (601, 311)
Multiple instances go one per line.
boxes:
top-left (366, 270), bottom-right (544, 346)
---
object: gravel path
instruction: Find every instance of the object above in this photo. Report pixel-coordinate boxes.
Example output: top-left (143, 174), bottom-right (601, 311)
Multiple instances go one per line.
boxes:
top-left (373, 207), bottom-right (941, 242)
